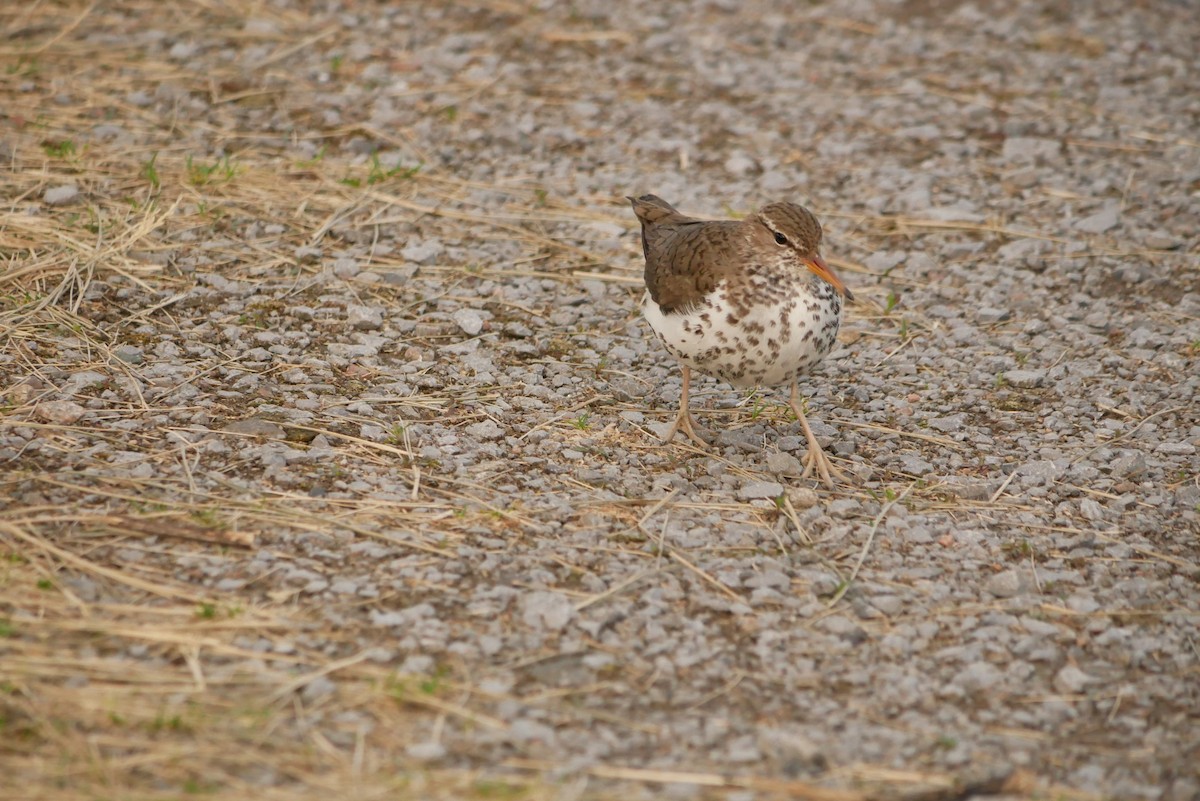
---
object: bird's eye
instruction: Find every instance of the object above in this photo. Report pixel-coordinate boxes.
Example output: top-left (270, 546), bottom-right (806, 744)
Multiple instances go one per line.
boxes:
top-left (773, 232), bottom-right (788, 246)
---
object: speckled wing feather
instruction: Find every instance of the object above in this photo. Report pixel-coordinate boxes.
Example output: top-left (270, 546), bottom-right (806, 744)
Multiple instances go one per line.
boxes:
top-left (628, 195), bottom-right (735, 314)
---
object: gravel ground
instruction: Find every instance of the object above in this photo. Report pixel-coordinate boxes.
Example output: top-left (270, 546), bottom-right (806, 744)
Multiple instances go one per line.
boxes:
top-left (2, 1), bottom-right (1198, 799)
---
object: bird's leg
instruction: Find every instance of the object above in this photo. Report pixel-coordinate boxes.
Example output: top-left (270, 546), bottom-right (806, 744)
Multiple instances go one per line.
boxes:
top-left (789, 383), bottom-right (848, 489)
top-left (663, 365), bottom-right (709, 447)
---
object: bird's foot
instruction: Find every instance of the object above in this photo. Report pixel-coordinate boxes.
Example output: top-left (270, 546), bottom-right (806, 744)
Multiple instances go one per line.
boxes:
top-left (663, 407), bottom-right (709, 448)
top-left (800, 442), bottom-right (849, 489)
top-left (789, 390), bottom-right (850, 489)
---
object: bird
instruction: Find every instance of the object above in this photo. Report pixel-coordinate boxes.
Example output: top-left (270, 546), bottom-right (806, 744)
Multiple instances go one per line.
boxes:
top-left (629, 194), bottom-right (853, 488)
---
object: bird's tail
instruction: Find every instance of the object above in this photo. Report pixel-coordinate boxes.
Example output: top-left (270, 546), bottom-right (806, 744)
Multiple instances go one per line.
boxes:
top-left (627, 194), bottom-right (689, 226)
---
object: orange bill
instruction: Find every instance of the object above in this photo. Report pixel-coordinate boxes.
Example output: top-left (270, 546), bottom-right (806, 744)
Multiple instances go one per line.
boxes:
top-left (805, 254), bottom-right (854, 301)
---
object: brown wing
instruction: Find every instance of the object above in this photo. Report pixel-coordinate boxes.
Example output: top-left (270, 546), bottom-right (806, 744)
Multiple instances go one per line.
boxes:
top-left (628, 195), bottom-right (736, 314)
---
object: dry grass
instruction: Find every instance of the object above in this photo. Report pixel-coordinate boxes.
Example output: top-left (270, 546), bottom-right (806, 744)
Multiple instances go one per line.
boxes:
top-left (0, 506), bottom-right (1078, 800)
top-left (0, 3), bottom-right (611, 798)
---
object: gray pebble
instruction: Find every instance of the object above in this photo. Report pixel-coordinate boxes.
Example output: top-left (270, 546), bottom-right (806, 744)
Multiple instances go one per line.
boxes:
top-left (977, 307), bottom-right (1011, 324)
top-left (401, 239), bottom-right (444, 265)
top-left (521, 590), bottom-right (574, 631)
top-left (406, 742), bottom-right (447, 762)
top-left (1001, 137), bottom-right (1061, 162)
top-left (871, 595), bottom-right (904, 616)
top-left (509, 718), bottom-right (557, 745)
top-left (954, 661), bottom-right (1004, 693)
top-left (114, 345), bottom-right (144, 364)
top-left (1108, 451), bottom-right (1147, 478)
top-left (1053, 665), bottom-right (1095, 694)
top-left (294, 245), bottom-right (322, 263)
top-left (300, 675), bottom-right (337, 702)
top-left (757, 725), bottom-right (826, 774)
top-left (359, 424), bottom-right (386, 441)
top-left (347, 305), bottom-right (382, 330)
top-left (1144, 231), bottom-right (1179, 250)
top-left (332, 258), bottom-right (361, 278)
top-left (765, 451), bottom-right (804, 476)
top-left (724, 153), bottom-right (758, 176)
top-left (44, 184), bottom-right (79, 205)
top-left (452, 308), bottom-right (484, 336)
top-left (1003, 370), bottom-right (1046, 388)
top-left (899, 454), bottom-right (934, 475)
top-left (168, 41), bottom-right (199, 59)
top-left (737, 481), bottom-right (784, 501)
top-left (36, 400), bottom-right (86, 424)
top-left (985, 570), bottom-right (1023, 598)
top-left (466, 420), bottom-right (503, 441)
top-left (787, 487), bottom-right (819, 509)
top-left (928, 414), bottom-right (966, 433)
top-left (997, 238), bottom-right (1043, 261)
top-left (864, 251), bottom-right (905, 273)
top-left (1074, 203), bottom-right (1120, 234)
top-left (827, 498), bottom-right (861, 518)
top-left (1020, 460), bottom-right (1064, 484)
top-left (222, 418), bottom-right (285, 438)
top-left (723, 734), bottom-right (762, 763)
top-left (940, 477), bottom-right (997, 501)
top-left (68, 371), bottom-right (106, 391)
top-left (819, 615), bottom-right (867, 643)
top-left (1079, 498), bottom-right (1105, 522)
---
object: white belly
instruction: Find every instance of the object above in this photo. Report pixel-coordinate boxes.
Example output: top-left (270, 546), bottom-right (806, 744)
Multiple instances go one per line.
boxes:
top-left (642, 282), bottom-right (842, 388)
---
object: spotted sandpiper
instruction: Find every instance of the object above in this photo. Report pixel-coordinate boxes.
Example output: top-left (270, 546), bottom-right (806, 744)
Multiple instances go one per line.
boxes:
top-left (629, 194), bottom-right (853, 488)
